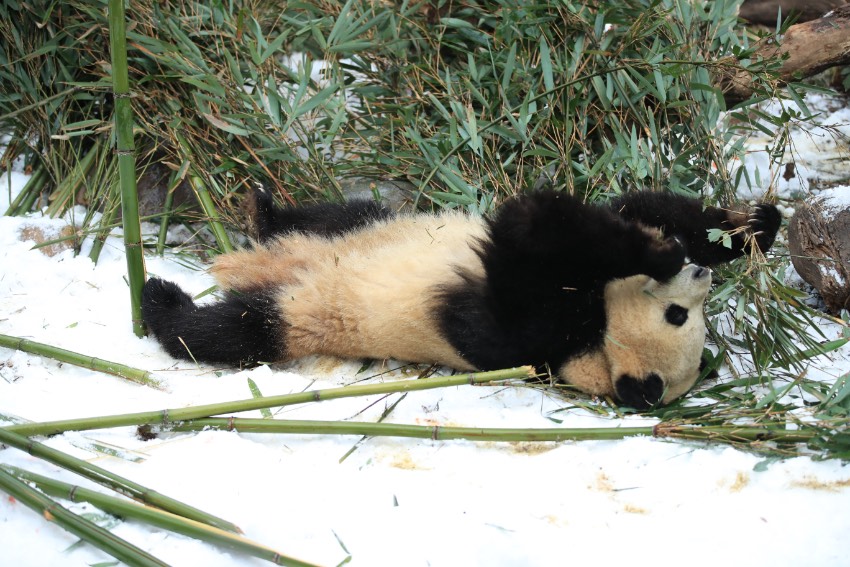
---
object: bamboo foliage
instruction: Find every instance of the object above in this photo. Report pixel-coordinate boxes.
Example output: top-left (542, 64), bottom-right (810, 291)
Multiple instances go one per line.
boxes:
top-left (108, 0), bottom-right (146, 337)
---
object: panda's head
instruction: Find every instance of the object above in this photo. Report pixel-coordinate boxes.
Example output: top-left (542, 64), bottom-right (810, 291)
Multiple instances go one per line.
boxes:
top-left (604, 264), bottom-right (712, 408)
top-left (558, 264), bottom-right (712, 409)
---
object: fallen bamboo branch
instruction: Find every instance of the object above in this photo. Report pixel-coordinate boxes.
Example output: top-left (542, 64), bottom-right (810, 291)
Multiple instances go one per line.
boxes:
top-left (0, 468), bottom-right (170, 567)
top-left (165, 417), bottom-right (817, 445)
top-left (0, 428), bottom-right (242, 534)
top-left (2, 465), bottom-right (320, 567)
top-left (0, 334), bottom-right (165, 390)
top-left (0, 333), bottom-right (165, 390)
top-left (2, 367), bottom-right (534, 437)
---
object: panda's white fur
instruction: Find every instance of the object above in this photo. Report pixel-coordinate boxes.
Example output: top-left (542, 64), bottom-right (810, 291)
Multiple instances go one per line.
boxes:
top-left (143, 189), bottom-right (780, 409)
top-left (212, 211), bottom-right (486, 370)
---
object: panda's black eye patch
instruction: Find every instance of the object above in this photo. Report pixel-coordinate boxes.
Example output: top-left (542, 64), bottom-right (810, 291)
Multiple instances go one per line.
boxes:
top-left (664, 304), bottom-right (688, 326)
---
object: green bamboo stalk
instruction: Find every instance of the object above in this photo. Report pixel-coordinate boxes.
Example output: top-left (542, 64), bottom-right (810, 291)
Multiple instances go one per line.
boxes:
top-left (3, 466), bottom-right (320, 567)
top-left (168, 418), bottom-right (818, 445)
top-left (0, 333), bottom-right (165, 390)
top-left (16, 178), bottom-right (46, 216)
top-left (4, 367), bottom-right (533, 437)
top-left (0, 468), bottom-right (169, 567)
top-left (187, 173), bottom-right (234, 253)
top-left (108, 0), bottom-right (146, 338)
top-left (0, 427), bottom-right (243, 534)
top-left (4, 165), bottom-right (46, 216)
top-left (172, 418), bottom-right (650, 441)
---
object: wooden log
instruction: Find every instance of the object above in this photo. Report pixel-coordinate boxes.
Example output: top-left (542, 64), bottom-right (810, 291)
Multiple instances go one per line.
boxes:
top-left (739, 0), bottom-right (846, 26)
top-left (788, 192), bottom-right (850, 314)
top-left (721, 5), bottom-right (850, 105)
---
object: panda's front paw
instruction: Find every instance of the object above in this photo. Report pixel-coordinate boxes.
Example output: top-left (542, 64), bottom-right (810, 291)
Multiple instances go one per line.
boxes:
top-left (642, 236), bottom-right (687, 282)
top-left (748, 203), bottom-right (781, 253)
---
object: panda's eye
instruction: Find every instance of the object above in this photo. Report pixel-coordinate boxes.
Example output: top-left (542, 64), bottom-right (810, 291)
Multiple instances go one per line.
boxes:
top-left (664, 304), bottom-right (688, 326)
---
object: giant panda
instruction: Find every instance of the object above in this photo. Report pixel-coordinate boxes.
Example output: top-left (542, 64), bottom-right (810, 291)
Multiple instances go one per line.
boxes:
top-left (142, 189), bottom-right (780, 409)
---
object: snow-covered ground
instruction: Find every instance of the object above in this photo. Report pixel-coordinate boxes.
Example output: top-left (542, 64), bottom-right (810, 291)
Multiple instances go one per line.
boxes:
top-left (2, 94), bottom-right (850, 567)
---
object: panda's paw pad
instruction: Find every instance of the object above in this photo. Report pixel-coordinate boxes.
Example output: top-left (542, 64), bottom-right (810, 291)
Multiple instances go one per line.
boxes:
top-left (644, 236), bottom-right (686, 282)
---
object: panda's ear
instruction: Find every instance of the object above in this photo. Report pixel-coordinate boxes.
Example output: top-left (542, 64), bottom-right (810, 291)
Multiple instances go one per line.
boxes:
top-left (614, 373), bottom-right (664, 410)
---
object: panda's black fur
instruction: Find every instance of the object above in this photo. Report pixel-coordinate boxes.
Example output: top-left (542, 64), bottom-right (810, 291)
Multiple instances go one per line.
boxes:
top-left (142, 189), bottom-right (780, 408)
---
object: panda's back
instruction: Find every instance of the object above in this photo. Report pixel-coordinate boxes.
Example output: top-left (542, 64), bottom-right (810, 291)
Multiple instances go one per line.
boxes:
top-left (277, 211), bottom-right (486, 369)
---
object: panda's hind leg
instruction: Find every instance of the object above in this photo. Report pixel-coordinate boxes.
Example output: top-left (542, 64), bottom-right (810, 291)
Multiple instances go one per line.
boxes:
top-left (246, 187), bottom-right (391, 242)
top-left (142, 278), bottom-right (285, 366)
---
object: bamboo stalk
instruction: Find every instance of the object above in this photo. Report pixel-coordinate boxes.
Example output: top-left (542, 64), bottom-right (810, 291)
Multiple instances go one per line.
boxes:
top-left (168, 418), bottom-right (818, 445)
top-left (0, 468), bottom-right (169, 567)
top-left (0, 427), bottom-right (243, 534)
top-left (3, 466), bottom-right (321, 567)
top-left (187, 173), bottom-right (233, 253)
top-left (171, 418), bottom-right (652, 441)
top-left (3, 367), bottom-right (533, 437)
top-left (108, 0), bottom-right (146, 338)
top-left (0, 333), bottom-right (165, 390)
top-left (16, 178), bottom-right (45, 216)
top-left (4, 165), bottom-right (46, 216)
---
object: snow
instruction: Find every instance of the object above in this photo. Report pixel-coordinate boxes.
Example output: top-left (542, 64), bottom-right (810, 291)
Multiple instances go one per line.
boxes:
top-left (3, 96), bottom-right (850, 566)
top-left (732, 94), bottom-right (850, 200)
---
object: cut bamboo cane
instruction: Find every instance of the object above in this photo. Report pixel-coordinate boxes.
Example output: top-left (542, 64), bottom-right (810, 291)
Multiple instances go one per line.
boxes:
top-left (0, 333), bottom-right (165, 390)
top-left (0, 468), bottom-right (170, 567)
top-left (0, 427), bottom-right (243, 534)
top-left (3, 466), bottom-right (321, 567)
top-left (3, 367), bottom-right (533, 437)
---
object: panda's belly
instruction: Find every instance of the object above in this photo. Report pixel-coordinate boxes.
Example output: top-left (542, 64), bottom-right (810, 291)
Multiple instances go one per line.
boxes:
top-left (278, 212), bottom-right (486, 370)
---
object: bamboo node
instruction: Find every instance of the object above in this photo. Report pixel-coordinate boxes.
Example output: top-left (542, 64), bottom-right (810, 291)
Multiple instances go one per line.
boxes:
top-left (431, 426), bottom-right (440, 441)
